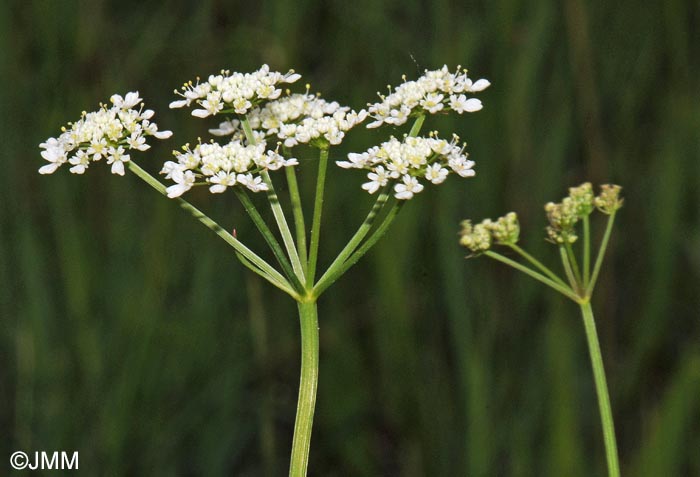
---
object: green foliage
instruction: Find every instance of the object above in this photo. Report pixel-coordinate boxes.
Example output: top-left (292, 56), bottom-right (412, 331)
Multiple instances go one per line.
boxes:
top-left (1, 0), bottom-right (698, 474)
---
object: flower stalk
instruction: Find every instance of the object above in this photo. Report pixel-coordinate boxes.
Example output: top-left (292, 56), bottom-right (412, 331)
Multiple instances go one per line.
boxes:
top-left (40, 65), bottom-right (490, 476)
top-left (460, 183), bottom-right (623, 477)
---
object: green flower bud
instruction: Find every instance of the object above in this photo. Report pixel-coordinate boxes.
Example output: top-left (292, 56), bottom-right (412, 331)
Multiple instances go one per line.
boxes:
top-left (568, 182), bottom-right (595, 217)
top-left (459, 219), bottom-right (492, 253)
top-left (488, 212), bottom-right (520, 245)
top-left (545, 200), bottom-right (579, 244)
top-left (594, 184), bottom-right (623, 214)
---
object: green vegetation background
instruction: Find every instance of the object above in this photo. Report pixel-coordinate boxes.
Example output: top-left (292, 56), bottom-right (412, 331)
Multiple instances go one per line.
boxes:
top-left (1, 0), bottom-right (698, 475)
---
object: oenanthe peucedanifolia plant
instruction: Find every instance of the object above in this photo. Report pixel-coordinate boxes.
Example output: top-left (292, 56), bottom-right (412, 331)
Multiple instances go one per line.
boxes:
top-left (39, 64), bottom-right (490, 476)
top-left (460, 182), bottom-right (624, 477)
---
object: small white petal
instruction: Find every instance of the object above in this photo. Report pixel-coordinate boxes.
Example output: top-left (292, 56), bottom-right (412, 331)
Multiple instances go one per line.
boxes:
top-left (38, 163), bottom-right (61, 174)
top-left (153, 130), bottom-right (173, 139)
top-left (111, 161), bottom-right (125, 176)
top-left (166, 183), bottom-right (189, 198)
top-left (169, 99), bottom-right (188, 109)
top-left (463, 98), bottom-right (483, 112)
top-left (470, 79), bottom-right (491, 92)
top-left (191, 109), bottom-right (211, 118)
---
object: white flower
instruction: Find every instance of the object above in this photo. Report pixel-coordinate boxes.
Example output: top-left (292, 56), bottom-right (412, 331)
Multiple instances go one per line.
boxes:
top-left (220, 93), bottom-right (367, 148)
top-left (166, 170), bottom-right (196, 198)
top-left (106, 146), bottom-right (130, 176)
top-left (127, 133), bottom-right (150, 151)
top-left (68, 150), bottom-right (90, 174)
top-left (208, 171), bottom-right (237, 193)
top-left (420, 93), bottom-right (445, 114)
top-left (87, 138), bottom-right (108, 160)
top-left (361, 166), bottom-right (390, 194)
top-left (38, 139), bottom-right (68, 174)
top-left (38, 92), bottom-right (171, 176)
top-left (237, 173), bottom-right (269, 192)
top-left (366, 66), bottom-right (489, 128)
top-left (110, 91), bottom-right (142, 109)
top-left (425, 163), bottom-right (449, 184)
top-left (449, 95), bottom-right (483, 113)
top-left (161, 137), bottom-right (296, 197)
top-left (394, 175), bottom-right (424, 200)
top-left (340, 134), bottom-right (474, 199)
top-left (448, 155), bottom-right (476, 177)
top-left (170, 65), bottom-right (304, 118)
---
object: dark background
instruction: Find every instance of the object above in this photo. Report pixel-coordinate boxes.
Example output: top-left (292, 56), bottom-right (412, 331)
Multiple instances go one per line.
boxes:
top-left (1, 0), bottom-right (699, 475)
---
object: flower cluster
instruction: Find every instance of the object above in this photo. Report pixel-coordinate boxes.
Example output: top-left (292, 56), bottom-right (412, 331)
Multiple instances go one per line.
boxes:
top-left (39, 92), bottom-right (172, 176)
top-left (169, 65), bottom-right (302, 118)
top-left (337, 134), bottom-right (475, 200)
top-left (594, 184), bottom-right (624, 214)
top-left (160, 140), bottom-right (297, 198)
top-left (545, 182), bottom-right (596, 244)
top-left (209, 92), bottom-right (367, 148)
top-left (459, 212), bottom-right (520, 253)
top-left (366, 65), bottom-right (490, 128)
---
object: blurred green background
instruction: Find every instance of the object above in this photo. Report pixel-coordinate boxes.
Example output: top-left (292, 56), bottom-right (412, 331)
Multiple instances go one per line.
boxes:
top-left (1, 0), bottom-right (699, 475)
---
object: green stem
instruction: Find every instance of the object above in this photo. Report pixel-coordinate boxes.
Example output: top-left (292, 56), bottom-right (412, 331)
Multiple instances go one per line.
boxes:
top-left (508, 243), bottom-right (568, 288)
top-left (241, 116), bottom-right (306, 282)
top-left (559, 246), bottom-right (580, 292)
top-left (234, 250), bottom-right (300, 297)
top-left (306, 147), bottom-right (329, 286)
top-left (286, 166), bottom-right (308, 272)
top-left (126, 161), bottom-right (298, 299)
top-left (234, 188), bottom-right (304, 293)
top-left (314, 199), bottom-right (402, 297)
top-left (289, 300), bottom-right (319, 477)
top-left (486, 251), bottom-right (581, 303)
top-left (583, 215), bottom-right (591, 285)
top-left (579, 302), bottom-right (620, 477)
top-left (409, 114), bottom-right (426, 137)
top-left (565, 241), bottom-right (583, 286)
top-left (586, 212), bottom-right (616, 296)
top-left (313, 189), bottom-right (390, 293)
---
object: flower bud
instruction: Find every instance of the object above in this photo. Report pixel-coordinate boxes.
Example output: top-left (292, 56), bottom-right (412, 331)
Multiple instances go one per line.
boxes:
top-left (545, 201), bottom-right (579, 244)
top-left (459, 220), bottom-right (492, 253)
top-left (568, 182), bottom-right (595, 217)
top-left (594, 184), bottom-right (623, 214)
top-left (488, 212), bottom-right (520, 245)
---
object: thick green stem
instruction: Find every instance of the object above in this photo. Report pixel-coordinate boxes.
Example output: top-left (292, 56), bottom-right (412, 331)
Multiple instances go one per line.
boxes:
top-left (579, 302), bottom-right (620, 477)
top-left (234, 188), bottom-right (304, 293)
top-left (241, 116), bottom-right (306, 282)
top-left (289, 300), bottom-right (319, 477)
top-left (586, 212), bottom-right (616, 296)
top-left (486, 251), bottom-right (581, 303)
top-left (126, 162), bottom-right (298, 299)
top-left (286, 166), bottom-right (308, 271)
top-left (306, 147), bottom-right (329, 286)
